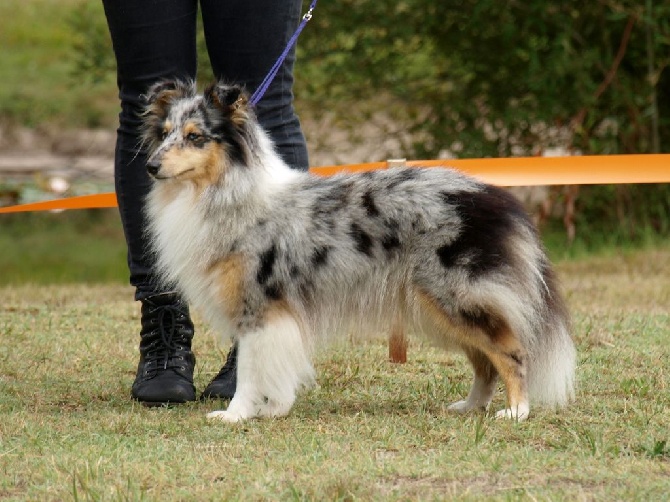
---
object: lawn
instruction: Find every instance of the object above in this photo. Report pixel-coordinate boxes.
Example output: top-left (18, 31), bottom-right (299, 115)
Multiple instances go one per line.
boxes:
top-left (0, 211), bottom-right (127, 285)
top-left (0, 247), bottom-right (668, 500)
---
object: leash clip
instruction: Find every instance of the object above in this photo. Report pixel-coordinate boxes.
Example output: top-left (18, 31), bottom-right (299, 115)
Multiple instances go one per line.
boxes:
top-left (249, 0), bottom-right (317, 106)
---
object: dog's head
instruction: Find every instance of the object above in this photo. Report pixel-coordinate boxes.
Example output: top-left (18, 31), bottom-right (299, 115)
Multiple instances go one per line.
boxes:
top-left (142, 80), bottom-right (253, 184)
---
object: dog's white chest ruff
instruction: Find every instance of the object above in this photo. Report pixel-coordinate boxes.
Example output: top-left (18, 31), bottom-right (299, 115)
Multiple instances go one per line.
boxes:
top-left (147, 188), bottom-right (231, 329)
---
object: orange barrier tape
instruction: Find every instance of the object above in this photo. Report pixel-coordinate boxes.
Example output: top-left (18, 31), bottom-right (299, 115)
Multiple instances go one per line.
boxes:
top-left (313, 154), bottom-right (670, 185)
top-left (1, 154), bottom-right (668, 214)
top-left (0, 192), bottom-right (118, 214)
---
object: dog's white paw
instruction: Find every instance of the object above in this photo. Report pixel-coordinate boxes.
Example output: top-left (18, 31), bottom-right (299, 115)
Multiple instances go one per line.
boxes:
top-left (447, 400), bottom-right (472, 414)
top-left (206, 410), bottom-right (245, 423)
top-left (495, 404), bottom-right (530, 421)
top-left (447, 399), bottom-right (489, 414)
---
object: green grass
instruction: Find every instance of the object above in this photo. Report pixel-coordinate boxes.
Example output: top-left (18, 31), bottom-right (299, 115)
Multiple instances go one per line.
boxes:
top-left (2, 209), bottom-right (669, 287)
top-left (0, 210), bottom-right (127, 285)
top-left (541, 214), bottom-right (670, 263)
top-left (1, 250), bottom-right (669, 500)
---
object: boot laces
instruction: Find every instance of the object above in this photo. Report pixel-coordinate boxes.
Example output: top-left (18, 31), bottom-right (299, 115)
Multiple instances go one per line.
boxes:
top-left (144, 302), bottom-right (190, 371)
top-left (158, 305), bottom-right (181, 370)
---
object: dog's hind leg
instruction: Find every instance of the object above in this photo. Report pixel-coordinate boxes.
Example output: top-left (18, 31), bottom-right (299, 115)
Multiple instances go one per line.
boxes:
top-left (415, 288), bottom-right (530, 420)
top-left (483, 345), bottom-right (529, 421)
top-left (207, 306), bottom-right (315, 423)
top-left (455, 319), bottom-right (530, 420)
top-left (469, 318), bottom-right (530, 420)
top-left (447, 348), bottom-right (498, 414)
top-left (453, 331), bottom-right (529, 420)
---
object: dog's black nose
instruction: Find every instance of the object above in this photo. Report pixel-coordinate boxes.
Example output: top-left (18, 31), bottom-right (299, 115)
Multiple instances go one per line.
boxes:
top-left (146, 159), bottom-right (161, 176)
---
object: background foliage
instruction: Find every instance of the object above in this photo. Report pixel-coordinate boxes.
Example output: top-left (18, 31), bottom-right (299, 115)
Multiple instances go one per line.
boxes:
top-left (297, 0), bottom-right (670, 157)
top-left (61, 0), bottom-right (670, 157)
top-left (294, 0), bottom-right (670, 239)
top-left (1, 0), bottom-right (669, 241)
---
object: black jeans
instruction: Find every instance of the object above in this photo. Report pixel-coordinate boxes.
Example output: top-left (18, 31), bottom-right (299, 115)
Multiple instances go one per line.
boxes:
top-left (102, 0), bottom-right (309, 300)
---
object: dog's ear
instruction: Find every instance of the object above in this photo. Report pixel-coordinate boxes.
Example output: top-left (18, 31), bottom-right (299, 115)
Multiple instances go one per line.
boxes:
top-left (141, 80), bottom-right (195, 153)
top-left (204, 82), bottom-right (249, 118)
top-left (144, 80), bottom-right (195, 113)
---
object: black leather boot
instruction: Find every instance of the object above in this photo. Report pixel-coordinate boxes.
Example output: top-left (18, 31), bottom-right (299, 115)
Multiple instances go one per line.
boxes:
top-left (200, 343), bottom-right (237, 400)
top-left (131, 293), bottom-right (196, 405)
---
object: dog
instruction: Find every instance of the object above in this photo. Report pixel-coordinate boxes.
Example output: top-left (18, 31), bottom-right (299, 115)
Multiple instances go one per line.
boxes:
top-left (141, 80), bottom-right (576, 423)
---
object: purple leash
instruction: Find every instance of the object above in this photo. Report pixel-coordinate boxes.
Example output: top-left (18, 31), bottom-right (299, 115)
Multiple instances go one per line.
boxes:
top-left (249, 0), bottom-right (317, 106)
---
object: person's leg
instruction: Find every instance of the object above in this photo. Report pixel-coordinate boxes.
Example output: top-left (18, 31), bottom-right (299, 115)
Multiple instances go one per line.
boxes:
top-left (199, 0), bottom-right (309, 400)
top-left (103, 0), bottom-right (199, 296)
top-left (102, 0), bottom-right (200, 404)
top-left (200, 0), bottom-right (309, 170)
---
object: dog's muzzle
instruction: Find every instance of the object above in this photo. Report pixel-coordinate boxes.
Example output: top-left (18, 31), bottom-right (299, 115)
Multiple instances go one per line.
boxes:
top-left (147, 158), bottom-right (161, 177)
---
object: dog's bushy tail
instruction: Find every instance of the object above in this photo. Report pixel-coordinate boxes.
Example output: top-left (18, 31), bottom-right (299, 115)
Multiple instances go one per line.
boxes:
top-left (527, 266), bottom-right (576, 408)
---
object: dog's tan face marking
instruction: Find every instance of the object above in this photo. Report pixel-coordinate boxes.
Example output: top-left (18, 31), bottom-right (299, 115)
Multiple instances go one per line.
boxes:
top-left (159, 140), bottom-right (225, 190)
top-left (182, 122), bottom-right (202, 139)
top-left (162, 121), bottom-right (173, 139)
top-left (151, 113), bottom-right (227, 190)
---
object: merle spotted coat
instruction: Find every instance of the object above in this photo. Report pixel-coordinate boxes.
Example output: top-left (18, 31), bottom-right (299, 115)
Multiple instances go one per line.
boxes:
top-left (142, 80), bottom-right (576, 422)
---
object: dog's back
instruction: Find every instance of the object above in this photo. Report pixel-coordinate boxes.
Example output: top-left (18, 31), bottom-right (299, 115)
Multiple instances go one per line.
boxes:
top-left (279, 167), bottom-right (573, 407)
top-left (197, 165), bottom-right (575, 419)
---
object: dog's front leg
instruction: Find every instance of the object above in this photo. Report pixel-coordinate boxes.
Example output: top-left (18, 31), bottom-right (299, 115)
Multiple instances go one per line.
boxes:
top-left (207, 309), bottom-right (315, 423)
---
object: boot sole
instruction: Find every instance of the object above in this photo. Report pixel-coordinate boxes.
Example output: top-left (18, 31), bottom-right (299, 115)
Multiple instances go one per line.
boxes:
top-left (136, 399), bottom-right (193, 407)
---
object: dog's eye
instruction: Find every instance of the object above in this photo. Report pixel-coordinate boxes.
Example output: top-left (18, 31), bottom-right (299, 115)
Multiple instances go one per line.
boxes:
top-left (160, 130), bottom-right (169, 140)
top-left (186, 132), bottom-right (201, 142)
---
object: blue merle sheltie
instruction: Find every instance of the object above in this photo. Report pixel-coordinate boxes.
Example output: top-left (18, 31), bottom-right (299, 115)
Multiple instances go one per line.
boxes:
top-left (141, 80), bottom-right (576, 422)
